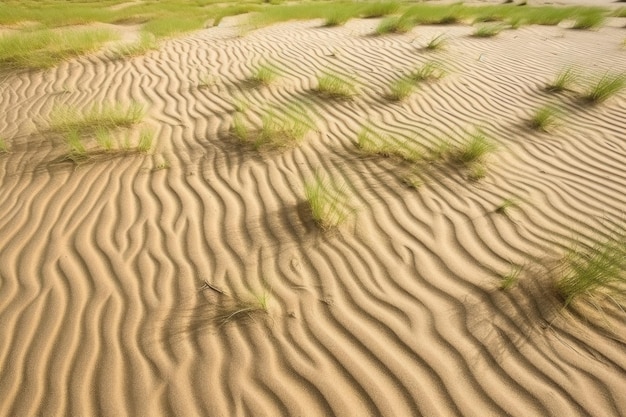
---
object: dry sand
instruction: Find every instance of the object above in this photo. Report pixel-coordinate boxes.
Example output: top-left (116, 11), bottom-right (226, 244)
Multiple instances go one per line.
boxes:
top-left (0, 14), bottom-right (625, 417)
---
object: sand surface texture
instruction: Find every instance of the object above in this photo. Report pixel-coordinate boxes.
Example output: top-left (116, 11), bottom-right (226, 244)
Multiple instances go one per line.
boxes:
top-left (1, 16), bottom-right (625, 417)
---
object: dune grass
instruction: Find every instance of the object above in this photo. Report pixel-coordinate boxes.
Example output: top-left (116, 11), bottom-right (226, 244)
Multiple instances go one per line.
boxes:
top-left (473, 23), bottom-right (504, 38)
top-left (556, 233), bottom-right (626, 308)
top-left (530, 105), bottom-right (561, 132)
top-left (111, 32), bottom-right (158, 59)
top-left (425, 34), bottom-right (447, 50)
top-left (248, 62), bottom-right (281, 86)
top-left (361, 1), bottom-right (400, 18)
top-left (304, 173), bottom-right (354, 231)
top-left (51, 101), bottom-right (144, 132)
top-left (357, 126), bottom-right (422, 162)
top-left (409, 61), bottom-right (446, 82)
top-left (495, 197), bottom-right (520, 215)
top-left (0, 137), bottom-right (8, 153)
top-left (386, 77), bottom-right (416, 101)
top-left (205, 285), bottom-right (271, 327)
top-left (0, 27), bottom-right (117, 70)
top-left (583, 72), bottom-right (626, 104)
top-left (315, 72), bottom-right (358, 99)
top-left (375, 16), bottom-right (415, 35)
top-left (546, 67), bottom-right (578, 92)
top-left (450, 128), bottom-right (496, 165)
top-left (572, 13), bottom-right (605, 30)
top-left (500, 264), bottom-right (522, 290)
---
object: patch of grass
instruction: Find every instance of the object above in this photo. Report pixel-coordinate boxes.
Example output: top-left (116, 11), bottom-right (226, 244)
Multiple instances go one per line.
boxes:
top-left (357, 126), bottom-right (422, 162)
top-left (473, 23), bottom-right (504, 37)
top-left (95, 128), bottom-right (114, 151)
top-left (546, 67), bottom-right (578, 92)
top-left (556, 233), bottom-right (626, 308)
top-left (304, 173), bottom-right (354, 231)
top-left (64, 129), bottom-right (88, 163)
top-left (467, 163), bottom-right (487, 181)
top-left (450, 128), bottom-right (496, 165)
top-left (51, 101), bottom-right (144, 132)
top-left (111, 32), bottom-right (158, 59)
top-left (0, 27), bottom-right (117, 70)
top-left (425, 34), bottom-right (447, 50)
top-left (530, 104), bottom-right (561, 132)
top-left (323, 11), bottom-right (352, 27)
top-left (386, 76), bottom-right (416, 101)
top-left (142, 15), bottom-right (208, 39)
top-left (205, 285), bottom-right (272, 327)
top-left (375, 16), bottom-right (414, 35)
top-left (500, 264), bottom-right (522, 290)
top-left (361, 1), bottom-right (400, 18)
top-left (315, 72), bottom-right (358, 99)
top-left (572, 13), bottom-right (605, 30)
top-left (248, 62), bottom-right (280, 86)
top-left (198, 72), bottom-right (219, 89)
top-left (583, 72), bottom-right (626, 104)
top-left (409, 61), bottom-right (446, 82)
top-left (495, 198), bottom-right (520, 214)
top-left (137, 128), bottom-right (154, 153)
top-left (0, 137), bottom-right (9, 153)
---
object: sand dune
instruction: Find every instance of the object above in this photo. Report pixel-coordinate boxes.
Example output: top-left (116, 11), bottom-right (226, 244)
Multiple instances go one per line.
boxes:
top-left (1, 16), bottom-right (625, 417)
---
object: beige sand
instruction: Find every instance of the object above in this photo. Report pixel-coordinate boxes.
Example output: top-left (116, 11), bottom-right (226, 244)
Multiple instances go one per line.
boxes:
top-left (0, 15), bottom-right (625, 417)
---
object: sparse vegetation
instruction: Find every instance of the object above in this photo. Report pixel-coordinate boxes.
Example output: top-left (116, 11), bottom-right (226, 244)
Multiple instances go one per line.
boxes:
top-left (357, 126), bottom-right (422, 163)
top-left (473, 24), bottom-right (504, 38)
top-left (530, 105), bottom-right (561, 132)
top-left (304, 173), bottom-right (354, 230)
top-left (583, 72), bottom-right (626, 104)
top-left (467, 163), bottom-right (487, 181)
top-left (425, 34), bottom-right (447, 50)
top-left (450, 128), bottom-right (496, 164)
top-left (202, 283), bottom-right (272, 326)
top-left (137, 129), bottom-right (154, 153)
top-left (572, 13), bottom-right (605, 30)
top-left (64, 130), bottom-right (88, 163)
top-left (375, 16), bottom-right (414, 35)
top-left (500, 264), bottom-right (522, 290)
top-left (51, 101), bottom-right (144, 133)
top-left (556, 233), bottom-right (626, 308)
top-left (409, 61), bottom-right (446, 82)
top-left (546, 67), bottom-right (578, 92)
top-left (495, 198), bottom-right (519, 214)
top-left (0, 137), bottom-right (9, 153)
top-left (249, 63), bottom-right (281, 86)
top-left (111, 33), bottom-right (158, 59)
top-left (386, 77), bottom-right (416, 101)
top-left (315, 72), bottom-right (358, 99)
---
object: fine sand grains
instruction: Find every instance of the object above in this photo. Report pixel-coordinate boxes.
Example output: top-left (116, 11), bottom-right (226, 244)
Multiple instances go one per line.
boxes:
top-left (0, 16), bottom-right (625, 417)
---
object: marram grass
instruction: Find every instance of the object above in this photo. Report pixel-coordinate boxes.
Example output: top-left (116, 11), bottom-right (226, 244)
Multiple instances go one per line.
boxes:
top-left (315, 72), bottom-right (358, 99)
top-left (304, 173), bottom-right (354, 231)
top-left (51, 101), bottom-right (144, 132)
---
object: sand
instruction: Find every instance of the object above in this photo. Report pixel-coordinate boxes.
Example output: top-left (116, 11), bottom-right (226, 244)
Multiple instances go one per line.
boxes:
top-left (0, 14), bottom-right (625, 417)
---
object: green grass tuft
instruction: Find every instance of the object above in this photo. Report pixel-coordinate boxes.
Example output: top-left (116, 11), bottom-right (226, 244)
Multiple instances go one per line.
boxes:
top-left (409, 61), bottom-right (446, 82)
top-left (357, 126), bottom-right (422, 163)
top-left (546, 67), bottom-right (578, 92)
top-left (425, 34), bottom-right (447, 50)
top-left (0, 137), bottom-right (9, 153)
top-left (451, 128), bottom-right (496, 164)
top-left (315, 72), bottom-right (358, 99)
top-left (249, 62), bottom-right (281, 86)
top-left (361, 1), bottom-right (400, 18)
top-left (304, 173), bottom-right (354, 231)
top-left (473, 23), bottom-right (504, 37)
top-left (583, 72), bottom-right (626, 104)
top-left (530, 105), bottom-right (561, 132)
top-left (64, 129), bottom-right (88, 163)
top-left (375, 16), bottom-right (414, 35)
top-left (137, 129), bottom-right (154, 153)
top-left (51, 101), bottom-right (144, 132)
top-left (111, 32), bottom-right (158, 59)
top-left (386, 77), bottom-right (416, 101)
top-left (556, 233), bottom-right (626, 308)
top-left (572, 13), bottom-right (605, 30)
top-left (500, 264), bottom-right (522, 290)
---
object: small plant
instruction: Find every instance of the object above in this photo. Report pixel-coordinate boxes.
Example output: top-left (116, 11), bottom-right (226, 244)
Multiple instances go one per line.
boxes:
top-left (315, 72), bottom-right (358, 99)
top-left (473, 24), bottom-right (504, 38)
top-left (137, 129), bottom-right (154, 153)
top-left (583, 72), bottom-right (626, 104)
top-left (357, 126), bottom-right (422, 163)
top-left (304, 173), bottom-right (354, 230)
top-left (324, 12), bottom-right (351, 27)
top-left (112, 32), bottom-right (158, 59)
top-left (556, 233), bottom-right (626, 308)
top-left (530, 104), bottom-right (561, 132)
top-left (572, 13), bottom-right (604, 30)
top-left (495, 198), bottom-right (519, 214)
top-left (95, 128), bottom-right (114, 151)
top-left (0, 137), bottom-right (9, 153)
top-left (451, 128), bottom-right (496, 164)
top-left (198, 72), bottom-right (219, 89)
top-left (249, 63), bottom-right (280, 86)
top-left (386, 76), bottom-right (416, 101)
top-left (409, 61), bottom-right (445, 82)
top-left (51, 101), bottom-right (144, 132)
top-left (467, 163), bottom-right (487, 181)
top-left (425, 34), bottom-right (447, 50)
top-left (375, 16), bottom-right (414, 35)
top-left (500, 264), bottom-right (522, 290)
top-left (546, 67), bottom-right (578, 92)
top-left (207, 286), bottom-right (272, 326)
top-left (64, 130), bottom-right (88, 163)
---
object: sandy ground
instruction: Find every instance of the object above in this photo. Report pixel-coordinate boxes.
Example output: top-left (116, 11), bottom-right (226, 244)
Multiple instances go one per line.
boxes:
top-left (0, 14), bottom-right (625, 417)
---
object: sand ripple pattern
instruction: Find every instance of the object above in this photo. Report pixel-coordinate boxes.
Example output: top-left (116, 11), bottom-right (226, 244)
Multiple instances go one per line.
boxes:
top-left (1, 19), bottom-right (625, 417)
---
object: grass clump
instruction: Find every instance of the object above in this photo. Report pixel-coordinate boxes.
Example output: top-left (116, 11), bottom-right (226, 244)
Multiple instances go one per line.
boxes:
top-left (357, 126), bottom-right (422, 162)
top-left (111, 32), bottom-right (158, 59)
top-left (315, 72), bottom-right (358, 99)
top-left (500, 264), bottom-right (522, 290)
top-left (409, 61), bottom-right (446, 82)
top-left (386, 76), bottom-right (416, 101)
top-left (495, 198), bottom-right (520, 215)
top-left (64, 130), bottom-right (88, 163)
top-left (51, 101), bottom-right (144, 132)
top-left (530, 105), bottom-right (561, 132)
top-left (450, 128), bottom-right (496, 165)
top-left (583, 72), bottom-right (626, 104)
top-left (473, 23), bottom-right (504, 37)
top-left (304, 173), bottom-right (354, 231)
top-left (0, 137), bottom-right (9, 153)
top-left (425, 34), bottom-right (447, 50)
top-left (556, 233), bottom-right (626, 308)
top-left (375, 16), bottom-right (414, 35)
top-left (137, 129), bottom-right (154, 153)
top-left (546, 67), bottom-right (578, 92)
top-left (361, 1), bottom-right (400, 18)
top-left (0, 27), bottom-right (117, 70)
top-left (248, 62), bottom-right (281, 86)
top-left (572, 13), bottom-right (605, 30)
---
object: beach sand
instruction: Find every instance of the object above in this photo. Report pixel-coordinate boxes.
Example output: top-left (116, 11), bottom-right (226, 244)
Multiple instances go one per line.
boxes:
top-left (0, 13), bottom-right (625, 417)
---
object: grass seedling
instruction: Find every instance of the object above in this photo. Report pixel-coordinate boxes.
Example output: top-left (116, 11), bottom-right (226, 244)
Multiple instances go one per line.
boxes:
top-left (304, 173), bottom-right (354, 231)
top-left (357, 126), bottom-right (422, 163)
top-left (51, 101), bottom-right (144, 132)
top-left (137, 129), bottom-right (154, 153)
top-left (583, 72), bottom-right (626, 104)
top-left (249, 63), bottom-right (280, 86)
top-left (409, 61), bottom-right (446, 82)
top-left (530, 104), bottom-right (561, 132)
top-left (315, 72), bottom-right (358, 99)
top-left (425, 34), bottom-right (447, 50)
top-left (556, 233), bottom-right (626, 308)
top-left (546, 67), bottom-right (578, 92)
top-left (386, 76), bottom-right (416, 101)
top-left (473, 24), bottom-right (504, 37)
top-left (0, 137), bottom-right (9, 153)
top-left (451, 128), bottom-right (496, 165)
top-left (500, 264), bottom-right (522, 290)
